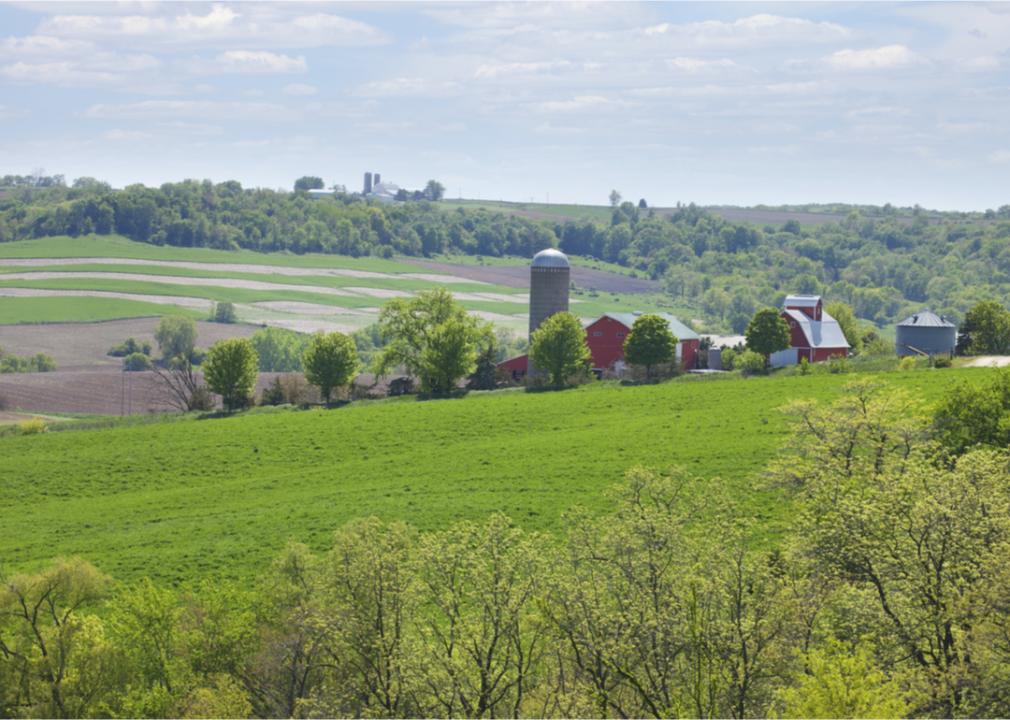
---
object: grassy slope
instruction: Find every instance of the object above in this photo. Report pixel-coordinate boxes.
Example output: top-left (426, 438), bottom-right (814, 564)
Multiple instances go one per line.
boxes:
top-left (0, 297), bottom-right (203, 324)
top-left (0, 368), bottom-right (984, 585)
top-left (0, 235), bottom-right (424, 272)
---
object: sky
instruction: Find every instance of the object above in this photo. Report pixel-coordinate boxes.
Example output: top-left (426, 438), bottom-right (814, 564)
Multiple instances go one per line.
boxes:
top-left (1, 1), bottom-right (1008, 210)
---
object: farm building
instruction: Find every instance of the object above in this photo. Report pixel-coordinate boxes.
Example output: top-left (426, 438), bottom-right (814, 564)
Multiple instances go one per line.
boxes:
top-left (499, 312), bottom-right (700, 379)
top-left (895, 310), bottom-right (956, 357)
top-left (585, 312), bottom-right (700, 373)
top-left (770, 295), bottom-right (850, 367)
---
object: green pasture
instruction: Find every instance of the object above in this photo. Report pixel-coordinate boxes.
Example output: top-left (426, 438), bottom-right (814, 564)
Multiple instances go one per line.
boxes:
top-left (0, 368), bottom-right (984, 585)
top-left (0, 296), bottom-right (203, 325)
top-left (0, 235), bottom-right (424, 273)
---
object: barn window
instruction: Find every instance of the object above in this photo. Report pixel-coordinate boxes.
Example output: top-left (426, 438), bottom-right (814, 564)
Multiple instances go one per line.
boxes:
top-left (592, 331), bottom-right (603, 337)
top-left (616, 332), bottom-right (625, 338)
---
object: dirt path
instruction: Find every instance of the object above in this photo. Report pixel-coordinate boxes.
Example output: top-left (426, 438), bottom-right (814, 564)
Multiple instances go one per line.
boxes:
top-left (0, 287), bottom-right (212, 309)
top-left (405, 258), bottom-right (661, 294)
top-left (0, 257), bottom-right (482, 284)
top-left (964, 356), bottom-right (1010, 368)
top-left (0, 271), bottom-right (362, 297)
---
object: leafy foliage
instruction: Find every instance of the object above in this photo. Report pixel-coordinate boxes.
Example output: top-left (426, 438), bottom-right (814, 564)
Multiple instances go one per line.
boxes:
top-left (622, 314), bottom-right (677, 379)
top-left (375, 289), bottom-right (490, 396)
top-left (154, 316), bottom-right (197, 363)
top-left (301, 332), bottom-right (359, 404)
top-left (529, 311), bottom-right (591, 388)
top-left (961, 300), bottom-right (1010, 354)
top-left (745, 308), bottom-right (791, 360)
top-left (202, 338), bottom-right (258, 412)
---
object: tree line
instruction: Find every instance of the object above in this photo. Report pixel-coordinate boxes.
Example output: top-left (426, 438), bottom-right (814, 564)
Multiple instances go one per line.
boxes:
top-left (4, 178), bottom-right (1010, 331)
top-left (5, 378), bottom-right (1010, 718)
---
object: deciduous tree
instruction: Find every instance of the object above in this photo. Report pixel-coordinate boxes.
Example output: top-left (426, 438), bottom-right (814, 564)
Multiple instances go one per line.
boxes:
top-left (202, 338), bottom-right (258, 411)
top-left (301, 331), bottom-right (359, 404)
top-left (529, 311), bottom-right (590, 388)
top-left (745, 309), bottom-right (790, 365)
top-left (623, 314), bottom-right (677, 380)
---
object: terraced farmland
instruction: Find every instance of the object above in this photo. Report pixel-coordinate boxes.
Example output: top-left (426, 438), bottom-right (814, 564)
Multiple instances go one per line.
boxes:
top-left (0, 235), bottom-right (677, 332)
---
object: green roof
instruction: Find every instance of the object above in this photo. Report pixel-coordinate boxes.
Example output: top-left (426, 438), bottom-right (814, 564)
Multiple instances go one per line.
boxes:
top-left (601, 312), bottom-right (699, 341)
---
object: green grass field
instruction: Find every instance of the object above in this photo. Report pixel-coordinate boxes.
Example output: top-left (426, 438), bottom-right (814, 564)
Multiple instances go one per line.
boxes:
top-left (0, 296), bottom-right (204, 324)
top-left (0, 368), bottom-right (985, 585)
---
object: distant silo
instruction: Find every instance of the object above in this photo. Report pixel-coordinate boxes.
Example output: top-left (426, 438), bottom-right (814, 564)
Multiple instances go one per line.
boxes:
top-left (364, 172), bottom-right (373, 194)
top-left (529, 247), bottom-right (570, 337)
top-left (896, 310), bottom-right (957, 357)
top-left (373, 172), bottom-right (381, 187)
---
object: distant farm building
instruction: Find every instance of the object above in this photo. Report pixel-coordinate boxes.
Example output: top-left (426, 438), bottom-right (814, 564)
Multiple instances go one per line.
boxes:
top-left (770, 295), bottom-right (850, 367)
top-left (895, 310), bottom-right (956, 357)
top-left (585, 312), bottom-right (700, 373)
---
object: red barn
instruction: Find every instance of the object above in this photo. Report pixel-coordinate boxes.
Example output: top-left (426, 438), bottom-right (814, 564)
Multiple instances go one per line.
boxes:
top-left (497, 311), bottom-right (700, 378)
top-left (771, 295), bottom-right (850, 366)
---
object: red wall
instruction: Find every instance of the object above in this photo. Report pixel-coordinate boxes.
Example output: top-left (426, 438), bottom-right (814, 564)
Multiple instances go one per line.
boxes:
top-left (585, 316), bottom-right (698, 371)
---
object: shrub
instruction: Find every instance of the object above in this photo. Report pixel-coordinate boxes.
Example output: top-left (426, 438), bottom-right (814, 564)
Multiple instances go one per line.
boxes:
top-left (260, 375), bottom-right (309, 406)
top-left (798, 357), bottom-right (811, 375)
top-left (735, 350), bottom-right (767, 376)
top-left (123, 352), bottom-right (153, 371)
top-left (826, 356), bottom-right (850, 374)
top-left (210, 302), bottom-right (237, 324)
top-left (189, 386), bottom-right (216, 412)
top-left (899, 356), bottom-right (919, 371)
top-left (932, 355), bottom-right (952, 368)
top-left (18, 417), bottom-right (48, 435)
top-left (721, 347), bottom-right (738, 371)
top-left (108, 337), bottom-right (152, 357)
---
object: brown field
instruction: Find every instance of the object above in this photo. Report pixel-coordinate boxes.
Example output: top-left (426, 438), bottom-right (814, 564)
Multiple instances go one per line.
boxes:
top-left (405, 259), bottom-right (661, 294)
top-left (0, 317), bottom-right (258, 370)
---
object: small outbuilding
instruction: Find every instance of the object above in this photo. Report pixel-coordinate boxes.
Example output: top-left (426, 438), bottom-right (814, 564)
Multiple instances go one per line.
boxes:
top-left (896, 310), bottom-right (956, 357)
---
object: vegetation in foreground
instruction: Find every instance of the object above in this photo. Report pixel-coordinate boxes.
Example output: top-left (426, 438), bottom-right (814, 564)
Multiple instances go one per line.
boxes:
top-left (4, 380), bottom-right (1010, 718)
top-left (0, 367), bottom-right (988, 585)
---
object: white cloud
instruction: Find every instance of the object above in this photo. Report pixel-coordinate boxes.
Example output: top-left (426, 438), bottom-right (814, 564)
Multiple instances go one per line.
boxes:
top-left (37, 4), bottom-right (389, 49)
top-left (83, 100), bottom-right (294, 121)
top-left (357, 77), bottom-right (461, 98)
top-left (666, 57), bottom-right (741, 72)
top-left (474, 60), bottom-right (573, 79)
top-left (216, 50), bottom-right (305, 74)
top-left (537, 95), bottom-right (614, 113)
top-left (103, 128), bottom-right (152, 141)
top-left (644, 14), bottom-right (849, 47)
top-left (0, 34), bottom-right (92, 57)
top-left (826, 44), bottom-right (923, 70)
top-left (283, 83), bottom-right (317, 97)
top-left (989, 149), bottom-right (1010, 165)
top-left (1, 61), bottom-right (119, 86)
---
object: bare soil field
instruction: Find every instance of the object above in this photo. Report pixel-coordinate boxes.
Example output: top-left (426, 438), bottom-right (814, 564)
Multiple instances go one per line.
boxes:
top-left (0, 367), bottom-right (306, 416)
top-left (0, 318), bottom-right (257, 370)
top-left (406, 259), bottom-right (661, 294)
top-left (0, 271), bottom-right (361, 297)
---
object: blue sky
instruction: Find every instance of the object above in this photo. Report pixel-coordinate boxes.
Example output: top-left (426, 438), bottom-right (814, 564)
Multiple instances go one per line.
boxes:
top-left (1, 1), bottom-right (1008, 210)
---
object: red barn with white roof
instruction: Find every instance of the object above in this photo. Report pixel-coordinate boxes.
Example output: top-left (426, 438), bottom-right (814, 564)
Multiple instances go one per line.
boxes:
top-left (774, 295), bottom-right (850, 365)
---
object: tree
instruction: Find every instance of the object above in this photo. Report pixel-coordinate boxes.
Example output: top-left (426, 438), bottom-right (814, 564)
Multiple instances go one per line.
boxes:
top-left (202, 338), bottom-right (258, 411)
top-left (424, 180), bottom-right (445, 201)
top-left (294, 176), bottom-right (324, 192)
top-left (608, 189), bottom-right (622, 208)
top-left (155, 316), bottom-right (197, 363)
top-left (301, 331), bottom-right (359, 404)
top-left (825, 301), bottom-right (862, 355)
top-left (637, 198), bottom-right (647, 209)
top-left (623, 314), bottom-right (677, 380)
top-left (961, 300), bottom-right (1010, 355)
top-left (210, 302), bottom-right (236, 324)
top-left (745, 309), bottom-right (790, 365)
top-left (375, 289), bottom-right (489, 396)
top-left (529, 311), bottom-right (590, 388)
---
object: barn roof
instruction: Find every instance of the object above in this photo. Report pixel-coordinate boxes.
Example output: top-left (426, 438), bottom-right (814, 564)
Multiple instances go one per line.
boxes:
top-left (783, 308), bottom-right (850, 349)
top-left (898, 310), bottom-right (955, 328)
top-left (599, 312), bottom-right (700, 341)
top-left (784, 294), bottom-right (821, 308)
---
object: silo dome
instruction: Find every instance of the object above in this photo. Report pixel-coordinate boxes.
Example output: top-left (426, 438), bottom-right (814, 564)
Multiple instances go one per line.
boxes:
top-left (531, 248), bottom-right (570, 269)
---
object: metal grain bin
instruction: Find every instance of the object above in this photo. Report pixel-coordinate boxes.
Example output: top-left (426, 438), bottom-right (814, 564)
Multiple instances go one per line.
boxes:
top-left (896, 310), bottom-right (956, 357)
